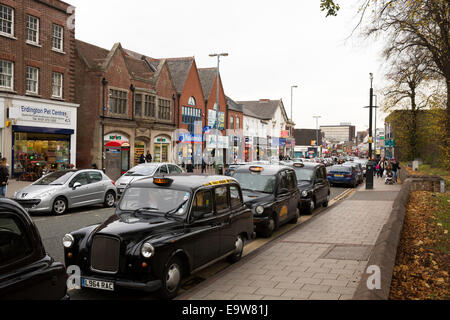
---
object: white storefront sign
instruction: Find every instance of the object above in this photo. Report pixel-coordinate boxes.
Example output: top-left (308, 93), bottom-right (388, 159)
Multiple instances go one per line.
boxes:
top-left (9, 104), bottom-right (72, 125)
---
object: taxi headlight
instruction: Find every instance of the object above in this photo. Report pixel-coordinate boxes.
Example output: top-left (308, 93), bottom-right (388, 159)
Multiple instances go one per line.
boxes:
top-left (255, 205), bottom-right (264, 215)
top-left (62, 234), bottom-right (74, 248)
top-left (301, 190), bottom-right (309, 197)
top-left (141, 242), bottom-right (155, 258)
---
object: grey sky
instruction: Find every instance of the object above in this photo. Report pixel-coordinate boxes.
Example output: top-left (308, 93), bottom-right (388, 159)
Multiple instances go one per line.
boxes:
top-left (70, 0), bottom-right (387, 132)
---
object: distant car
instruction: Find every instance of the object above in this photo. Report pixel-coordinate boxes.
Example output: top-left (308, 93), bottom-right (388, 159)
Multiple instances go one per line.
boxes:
top-left (115, 163), bottom-right (183, 196)
top-left (353, 159), bottom-right (368, 177)
top-left (327, 165), bottom-right (358, 188)
top-left (225, 163), bottom-right (248, 176)
top-left (344, 162), bottom-right (364, 184)
top-left (0, 199), bottom-right (68, 299)
top-left (63, 175), bottom-right (254, 299)
top-left (285, 162), bottom-right (331, 214)
top-left (12, 170), bottom-right (117, 215)
top-left (231, 165), bottom-right (300, 238)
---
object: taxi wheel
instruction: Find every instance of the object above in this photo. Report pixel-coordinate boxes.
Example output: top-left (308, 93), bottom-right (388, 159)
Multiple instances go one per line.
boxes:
top-left (227, 234), bottom-right (244, 263)
top-left (288, 208), bottom-right (300, 224)
top-left (52, 197), bottom-right (68, 215)
top-left (303, 199), bottom-right (315, 215)
top-left (104, 191), bottom-right (116, 208)
top-left (158, 257), bottom-right (183, 300)
top-left (258, 214), bottom-right (277, 238)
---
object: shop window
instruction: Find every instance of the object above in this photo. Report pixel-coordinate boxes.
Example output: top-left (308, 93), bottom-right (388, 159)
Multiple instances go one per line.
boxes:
top-left (14, 132), bottom-right (70, 181)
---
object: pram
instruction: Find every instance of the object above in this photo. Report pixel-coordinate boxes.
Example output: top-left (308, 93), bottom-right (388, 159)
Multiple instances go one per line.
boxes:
top-left (385, 170), bottom-right (394, 185)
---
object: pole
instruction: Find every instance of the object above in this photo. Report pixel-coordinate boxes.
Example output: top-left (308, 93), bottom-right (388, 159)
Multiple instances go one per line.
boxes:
top-left (369, 74), bottom-right (373, 159)
top-left (101, 77), bottom-right (108, 172)
top-left (374, 95), bottom-right (377, 157)
top-left (313, 116), bottom-right (321, 157)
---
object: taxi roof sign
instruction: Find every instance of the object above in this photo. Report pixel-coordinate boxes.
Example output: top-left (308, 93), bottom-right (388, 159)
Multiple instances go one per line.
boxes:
top-left (293, 163), bottom-right (304, 168)
top-left (153, 177), bottom-right (173, 186)
top-left (249, 166), bottom-right (264, 173)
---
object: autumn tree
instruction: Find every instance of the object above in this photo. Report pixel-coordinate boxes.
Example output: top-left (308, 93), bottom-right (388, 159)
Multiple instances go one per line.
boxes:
top-left (382, 49), bottom-right (437, 160)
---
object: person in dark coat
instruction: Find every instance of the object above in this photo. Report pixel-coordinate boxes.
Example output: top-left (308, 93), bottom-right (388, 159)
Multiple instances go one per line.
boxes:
top-left (139, 154), bottom-right (145, 164)
top-left (0, 158), bottom-right (9, 198)
top-left (145, 151), bottom-right (152, 163)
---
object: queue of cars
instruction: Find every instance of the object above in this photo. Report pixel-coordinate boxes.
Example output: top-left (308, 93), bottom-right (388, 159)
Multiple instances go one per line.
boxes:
top-left (2, 159), bottom-right (340, 300)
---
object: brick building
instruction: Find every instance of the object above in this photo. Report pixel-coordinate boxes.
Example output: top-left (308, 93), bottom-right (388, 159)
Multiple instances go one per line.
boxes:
top-left (0, 0), bottom-right (79, 179)
top-left (75, 40), bottom-right (177, 180)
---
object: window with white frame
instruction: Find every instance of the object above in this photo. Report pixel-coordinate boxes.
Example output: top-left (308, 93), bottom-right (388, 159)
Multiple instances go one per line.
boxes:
top-left (26, 15), bottom-right (39, 44)
top-left (236, 116), bottom-right (240, 129)
top-left (52, 24), bottom-right (63, 51)
top-left (0, 60), bottom-right (13, 90)
top-left (52, 72), bottom-right (63, 98)
top-left (230, 116), bottom-right (234, 130)
top-left (0, 5), bottom-right (13, 37)
top-left (26, 66), bottom-right (38, 94)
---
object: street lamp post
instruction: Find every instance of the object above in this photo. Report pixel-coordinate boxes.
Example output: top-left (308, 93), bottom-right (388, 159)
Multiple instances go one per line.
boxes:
top-left (368, 73), bottom-right (374, 159)
top-left (313, 116), bottom-right (321, 157)
top-left (373, 94), bottom-right (378, 157)
top-left (209, 53), bottom-right (228, 174)
top-left (290, 85), bottom-right (298, 122)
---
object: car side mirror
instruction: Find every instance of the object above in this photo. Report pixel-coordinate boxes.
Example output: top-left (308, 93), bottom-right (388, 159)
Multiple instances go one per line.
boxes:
top-left (72, 182), bottom-right (82, 189)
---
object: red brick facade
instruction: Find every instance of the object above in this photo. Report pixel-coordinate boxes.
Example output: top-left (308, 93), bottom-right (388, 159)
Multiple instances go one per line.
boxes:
top-left (0, 0), bottom-right (75, 101)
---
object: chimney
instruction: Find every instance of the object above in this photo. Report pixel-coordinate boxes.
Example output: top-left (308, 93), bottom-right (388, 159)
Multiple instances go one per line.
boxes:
top-left (259, 99), bottom-right (270, 103)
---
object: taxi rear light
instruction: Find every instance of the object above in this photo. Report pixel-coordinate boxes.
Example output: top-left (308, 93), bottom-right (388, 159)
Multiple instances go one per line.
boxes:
top-left (345, 174), bottom-right (352, 178)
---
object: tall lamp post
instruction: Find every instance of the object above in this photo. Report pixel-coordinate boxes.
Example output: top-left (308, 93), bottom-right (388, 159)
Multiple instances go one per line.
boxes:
top-left (373, 94), bottom-right (378, 157)
top-left (368, 73), bottom-right (374, 159)
top-left (209, 53), bottom-right (228, 173)
top-left (313, 116), bottom-right (321, 157)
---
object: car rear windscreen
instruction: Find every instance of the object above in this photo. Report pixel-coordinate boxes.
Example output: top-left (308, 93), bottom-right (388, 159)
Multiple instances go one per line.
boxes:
top-left (330, 166), bottom-right (352, 172)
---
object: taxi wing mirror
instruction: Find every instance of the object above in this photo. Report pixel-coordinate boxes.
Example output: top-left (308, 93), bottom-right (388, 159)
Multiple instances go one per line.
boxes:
top-left (278, 188), bottom-right (289, 195)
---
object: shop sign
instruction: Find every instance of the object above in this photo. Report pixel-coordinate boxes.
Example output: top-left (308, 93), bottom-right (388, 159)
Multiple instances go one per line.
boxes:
top-left (179, 133), bottom-right (202, 144)
top-left (280, 130), bottom-right (289, 138)
top-left (104, 133), bottom-right (129, 142)
top-left (155, 137), bottom-right (170, 144)
top-left (217, 136), bottom-right (229, 149)
top-left (279, 138), bottom-right (286, 147)
top-left (245, 136), bottom-right (253, 145)
top-left (10, 105), bottom-right (72, 125)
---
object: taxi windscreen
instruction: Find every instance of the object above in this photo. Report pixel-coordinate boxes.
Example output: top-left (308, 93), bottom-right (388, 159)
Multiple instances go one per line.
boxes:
top-left (232, 172), bottom-right (276, 193)
top-left (294, 168), bottom-right (315, 181)
top-left (119, 187), bottom-right (190, 216)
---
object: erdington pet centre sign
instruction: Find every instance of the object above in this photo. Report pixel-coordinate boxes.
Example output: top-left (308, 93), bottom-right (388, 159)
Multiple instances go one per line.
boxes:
top-left (9, 105), bottom-right (71, 125)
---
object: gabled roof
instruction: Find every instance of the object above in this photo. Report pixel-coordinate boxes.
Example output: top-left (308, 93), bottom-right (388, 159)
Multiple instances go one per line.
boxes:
top-left (225, 96), bottom-right (243, 113)
top-left (198, 67), bottom-right (217, 100)
top-left (75, 40), bottom-right (110, 70)
top-left (124, 56), bottom-right (155, 80)
top-left (238, 99), bottom-right (284, 120)
top-left (165, 57), bottom-right (195, 94)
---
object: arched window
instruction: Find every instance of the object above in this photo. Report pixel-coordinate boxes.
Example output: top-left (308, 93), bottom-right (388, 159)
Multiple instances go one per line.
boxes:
top-left (188, 96), bottom-right (196, 106)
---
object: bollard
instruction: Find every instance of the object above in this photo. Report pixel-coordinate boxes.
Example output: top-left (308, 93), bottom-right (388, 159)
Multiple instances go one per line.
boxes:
top-left (366, 162), bottom-right (374, 189)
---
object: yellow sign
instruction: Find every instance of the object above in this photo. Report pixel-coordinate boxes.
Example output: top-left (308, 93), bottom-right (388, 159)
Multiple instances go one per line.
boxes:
top-left (368, 137), bottom-right (373, 143)
top-left (203, 179), bottom-right (233, 187)
top-left (279, 205), bottom-right (288, 220)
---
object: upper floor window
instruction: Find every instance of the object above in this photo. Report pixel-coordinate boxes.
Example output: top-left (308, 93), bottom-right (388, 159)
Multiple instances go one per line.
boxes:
top-left (182, 106), bottom-right (201, 131)
top-left (109, 89), bottom-right (127, 115)
top-left (0, 5), bottom-right (13, 37)
top-left (158, 98), bottom-right (171, 121)
top-left (52, 24), bottom-right (63, 51)
top-left (230, 116), bottom-right (234, 130)
top-left (52, 72), bottom-right (63, 98)
top-left (26, 15), bottom-right (39, 44)
top-left (188, 96), bottom-right (196, 106)
top-left (135, 93), bottom-right (142, 117)
top-left (26, 66), bottom-right (39, 94)
top-left (0, 60), bottom-right (13, 90)
top-left (144, 94), bottom-right (155, 117)
top-left (236, 117), bottom-right (240, 129)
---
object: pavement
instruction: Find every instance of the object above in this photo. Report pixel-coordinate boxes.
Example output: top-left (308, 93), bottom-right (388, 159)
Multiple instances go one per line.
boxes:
top-left (5, 179), bottom-right (31, 198)
top-left (178, 176), bottom-right (402, 300)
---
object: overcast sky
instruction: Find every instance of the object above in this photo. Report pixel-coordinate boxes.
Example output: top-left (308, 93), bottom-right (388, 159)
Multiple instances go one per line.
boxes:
top-left (70, 0), bottom-right (388, 132)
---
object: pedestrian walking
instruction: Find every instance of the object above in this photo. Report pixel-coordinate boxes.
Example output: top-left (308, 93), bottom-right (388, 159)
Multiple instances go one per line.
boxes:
top-left (201, 158), bottom-right (206, 173)
top-left (139, 153), bottom-right (145, 164)
top-left (0, 158), bottom-right (9, 198)
top-left (145, 151), bottom-right (152, 163)
top-left (391, 159), bottom-right (400, 183)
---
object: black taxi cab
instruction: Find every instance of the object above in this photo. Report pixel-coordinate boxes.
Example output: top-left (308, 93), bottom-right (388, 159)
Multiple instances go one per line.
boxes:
top-left (230, 165), bottom-right (300, 238)
top-left (283, 162), bottom-right (331, 214)
top-left (0, 199), bottom-right (68, 300)
top-left (62, 175), bottom-right (254, 299)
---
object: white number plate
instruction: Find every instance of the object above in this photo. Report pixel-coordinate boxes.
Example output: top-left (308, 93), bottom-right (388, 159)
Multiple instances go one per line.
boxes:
top-left (82, 278), bottom-right (114, 291)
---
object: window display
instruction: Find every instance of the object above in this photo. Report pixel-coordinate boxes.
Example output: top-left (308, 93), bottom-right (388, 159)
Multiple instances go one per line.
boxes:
top-left (14, 132), bottom-right (70, 181)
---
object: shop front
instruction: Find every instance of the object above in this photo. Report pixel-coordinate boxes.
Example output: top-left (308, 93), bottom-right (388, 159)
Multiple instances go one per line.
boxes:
top-left (104, 133), bottom-right (131, 180)
top-left (153, 135), bottom-right (171, 163)
top-left (6, 96), bottom-right (78, 180)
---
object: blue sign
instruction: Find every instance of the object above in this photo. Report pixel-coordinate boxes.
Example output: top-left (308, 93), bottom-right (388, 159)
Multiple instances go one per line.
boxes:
top-left (179, 133), bottom-right (203, 143)
top-left (279, 138), bottom-right (287, 147)
top-left (203, 126), bottom-right (211, 133)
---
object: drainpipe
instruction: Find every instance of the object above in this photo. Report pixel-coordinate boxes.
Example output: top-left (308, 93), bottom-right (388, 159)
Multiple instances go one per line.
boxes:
top-left (101, 77), bottom-right (108, 172)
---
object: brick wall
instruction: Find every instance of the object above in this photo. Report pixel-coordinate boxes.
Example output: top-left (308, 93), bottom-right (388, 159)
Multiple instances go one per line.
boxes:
top-left (0, 0), bottom-right (76, 102)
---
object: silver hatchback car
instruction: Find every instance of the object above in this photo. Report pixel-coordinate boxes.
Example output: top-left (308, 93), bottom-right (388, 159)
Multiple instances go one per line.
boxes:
top-left (12, 170), bottom-right (117, 215)
top-left (115, 163), bottom-right (184, 196)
